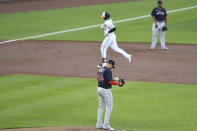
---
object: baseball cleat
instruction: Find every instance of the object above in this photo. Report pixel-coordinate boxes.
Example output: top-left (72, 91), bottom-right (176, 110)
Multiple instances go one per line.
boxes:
top-left (149, 47), bottom-right (156, 50)
top-left (97, 65), bottom-right (102, 68)
top-left (97, 63), bottom-right (103, 68)
top-left (128, 55), bottom-right (132, 64)
top-left (96, 122), bottom-right (103, 129)
top-left (161, 47), bottom-right (168, 50)
top-left (96, 125), bottom-right (103, 129)
top-left (97, 62), bottom-right (107, 68)
top-left (102, 124), bottom-right (114, 130)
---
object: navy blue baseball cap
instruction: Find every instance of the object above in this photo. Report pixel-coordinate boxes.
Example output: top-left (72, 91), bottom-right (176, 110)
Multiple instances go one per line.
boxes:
top-left (158, 0), bottom-right (163, 4)
top-left (107, 59), bottom-right (115, 68)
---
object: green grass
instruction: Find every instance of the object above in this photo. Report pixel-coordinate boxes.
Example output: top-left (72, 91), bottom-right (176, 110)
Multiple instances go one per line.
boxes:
top-left (0, 74), bottom-right (197, 131)
top-left (0, 0), bottom-right (197, 44)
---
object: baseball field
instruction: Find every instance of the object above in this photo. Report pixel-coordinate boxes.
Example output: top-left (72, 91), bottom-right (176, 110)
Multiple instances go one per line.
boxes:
top-left (0, 0), bottom-right (197, 131)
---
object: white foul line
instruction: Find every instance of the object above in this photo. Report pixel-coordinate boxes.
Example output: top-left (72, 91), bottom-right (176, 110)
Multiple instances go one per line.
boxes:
top-left (0, 5), bottom-right (197, 45)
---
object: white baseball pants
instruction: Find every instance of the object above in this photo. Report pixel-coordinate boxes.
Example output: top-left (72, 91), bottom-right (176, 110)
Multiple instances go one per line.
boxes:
top-left (151, 22), bottom-right (167, 49)
top-left (97, 87), bottom-right (113, 126)
top-left (101, 34), bottom-right (130, 60)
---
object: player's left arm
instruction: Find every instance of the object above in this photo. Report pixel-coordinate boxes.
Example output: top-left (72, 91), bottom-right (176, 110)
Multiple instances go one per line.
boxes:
top-left (164, 9), bottom-right (167, 25)
top-left (105, 70), bottom-right (123, 86)
top-left (164, 19), bottom-right (167, 25)
top-left (111, 77), bottom-right (125, 87)
top-left (108, 27), bottom-right (116, 33)
top-left (108, 21), bottom-right (116, 33)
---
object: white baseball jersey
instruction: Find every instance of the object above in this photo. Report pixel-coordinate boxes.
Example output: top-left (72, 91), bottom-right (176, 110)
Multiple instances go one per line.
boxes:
top-left (100, 19), bottom-right (131, 62)
top-left (103, 19), bottom-right (115, 36)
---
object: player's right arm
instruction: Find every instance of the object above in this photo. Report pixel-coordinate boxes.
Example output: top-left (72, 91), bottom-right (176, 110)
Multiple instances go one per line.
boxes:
top-left (151, 8), bottom-right (158, 28)
top-left (152, 17), bottom-right (157, 28)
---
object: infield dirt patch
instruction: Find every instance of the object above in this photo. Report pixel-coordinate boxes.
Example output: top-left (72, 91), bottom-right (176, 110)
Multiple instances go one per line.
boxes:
top-left (0, 0), bottom-right (138, 14)
top-left (0, 126), bottom-right (116, 131)
top-left (0, 40), bottom-right (196, 84)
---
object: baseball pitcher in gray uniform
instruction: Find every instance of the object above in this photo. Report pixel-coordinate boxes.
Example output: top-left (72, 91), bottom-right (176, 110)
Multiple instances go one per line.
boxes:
top-left (96, 59), bottom-right (125, 130)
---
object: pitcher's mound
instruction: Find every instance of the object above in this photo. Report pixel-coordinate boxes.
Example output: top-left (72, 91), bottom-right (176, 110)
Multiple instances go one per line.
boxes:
top-left (1, 126), bottom-right (121, 131)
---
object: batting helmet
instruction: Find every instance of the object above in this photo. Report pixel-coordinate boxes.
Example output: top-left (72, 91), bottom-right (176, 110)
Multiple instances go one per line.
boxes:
top-left (101, 12), bottom-right (110, 20)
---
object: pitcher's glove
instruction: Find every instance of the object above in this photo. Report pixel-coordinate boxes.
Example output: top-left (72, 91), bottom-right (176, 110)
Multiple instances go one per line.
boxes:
top-left (118, 78), bottom-right (125, 87)
top-left (162, 26), bottom-right (168, 31)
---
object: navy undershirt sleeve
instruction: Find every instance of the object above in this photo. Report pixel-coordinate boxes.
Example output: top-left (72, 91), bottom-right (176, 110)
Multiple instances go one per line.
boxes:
top-left (164, 9), bottom-right (167, 17)
top-left (151, 8), bottom-right (156, 17)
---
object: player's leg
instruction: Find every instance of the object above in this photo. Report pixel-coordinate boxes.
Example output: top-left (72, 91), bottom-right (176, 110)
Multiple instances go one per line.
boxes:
top-left (160, 30), bottom-right (168, 49)
top-left (100, 36), bottom-right (113, 65)
top-left (110, 37), bottom-right (132, 63)
top-left (103, 89), bottom-right (114, 130)
top-left (151, 23), bottom-right (158, 49)
top-left (96, 87), bottom-right (105, 128)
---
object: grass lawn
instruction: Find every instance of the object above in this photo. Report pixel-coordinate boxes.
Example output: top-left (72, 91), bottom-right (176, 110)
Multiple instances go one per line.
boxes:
top-left (0, 0), bottom-right (197, 44)
top-left (0, 74), bottom-right (197, 131)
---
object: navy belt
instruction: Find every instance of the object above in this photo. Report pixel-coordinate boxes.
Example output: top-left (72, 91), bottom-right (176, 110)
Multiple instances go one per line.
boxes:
top-left (157, 21), bottom-right (164, 23)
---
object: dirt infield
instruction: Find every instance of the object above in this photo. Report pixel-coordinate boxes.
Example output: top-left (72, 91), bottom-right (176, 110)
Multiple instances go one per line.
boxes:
top-left (0, 40), bottom-right (196, 84)
top-left (0, 0), bottom-right (138, 14)
top-left (1, 126), bottom-right (115, 131)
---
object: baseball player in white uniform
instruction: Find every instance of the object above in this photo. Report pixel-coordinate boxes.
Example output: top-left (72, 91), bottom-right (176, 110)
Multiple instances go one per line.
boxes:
top-left (99, 12), bottom-right (132, 66)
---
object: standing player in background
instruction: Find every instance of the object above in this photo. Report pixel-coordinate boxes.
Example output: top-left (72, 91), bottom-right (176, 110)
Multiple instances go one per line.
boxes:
top-left (96, 59), bottom-right (125, 130)
top-left (98, 12), bottom-right (132, 67)
top-left (151, 0), bottom-right (168, 50)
